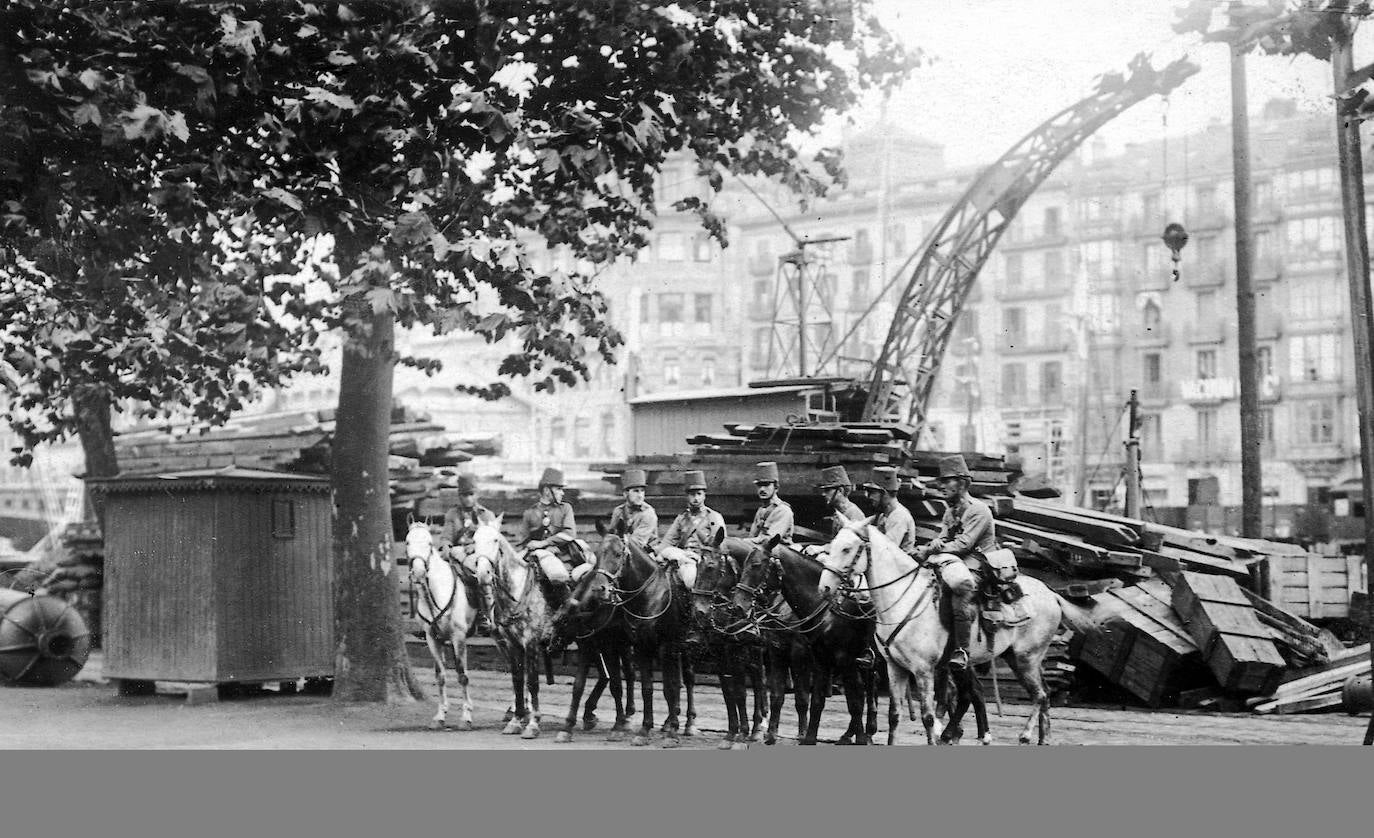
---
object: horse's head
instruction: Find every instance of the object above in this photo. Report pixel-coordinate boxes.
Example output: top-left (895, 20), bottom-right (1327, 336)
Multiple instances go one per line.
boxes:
top-left (820, 522), bottom-right (869, 597)
top-left (467, 518), bottom-right (507, 586)
top-left (554, 532), bottom-right (625, 634)
top-left (731, 536), bottom-right (782, 616)
top-left (405, 522), bottom-right (437, 582)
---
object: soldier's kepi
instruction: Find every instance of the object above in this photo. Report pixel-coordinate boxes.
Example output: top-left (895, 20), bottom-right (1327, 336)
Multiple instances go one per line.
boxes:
top-left (862, 466), bottom-right (917, 555)
top-left (748, 461), bottom-right (794, 543)
top-left (608, 468), bottom-right (658, 545)
top-left (435, 472), bottom-right (497, 627)
top-left (519, 466), bottom-right (586, 610)
top-left (816, 465), bottom-right (865, 533)
top-left (915, 454), bottom-right (998, 671)
top-left (660, 470), bottom-right (726, 591)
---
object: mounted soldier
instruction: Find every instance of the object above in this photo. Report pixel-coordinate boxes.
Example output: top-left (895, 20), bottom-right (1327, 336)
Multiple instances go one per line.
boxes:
top-left (748, 461), bottom-right (794, 544)
top-left (816, 465), bottom-right (865, 535)
top-left (660, 470), bottom-right (726, 592)
top-left (435, 472), bottom-right (498, 628)
top-left (607, 468), bottom-right (659, 545)
top-left (861, 466), bottom-right (917, 555)
top-left (914, 454), bottom-right (995, 671)
top-left (520, 466), bottom-right (588, 609)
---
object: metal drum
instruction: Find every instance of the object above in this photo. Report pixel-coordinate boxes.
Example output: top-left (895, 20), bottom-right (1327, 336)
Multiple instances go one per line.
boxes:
top-left (0, 589), bottom-right (92, 686)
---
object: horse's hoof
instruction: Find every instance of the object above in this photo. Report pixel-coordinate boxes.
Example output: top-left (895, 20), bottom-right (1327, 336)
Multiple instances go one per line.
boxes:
top-left (429, 719), bottom-right (446, 731)
top-left (606, 729), bottom-right (626, 742)
top-left (836, 734), bottom-right (855, 746)
top-left (457, 719), bottom-right (474, 731)
top-left (520, 724), bottom-right (540, 740)
top-left (1019, 734), bottom-right (1032, 745)
top-left (730, 741), bottom-right (749, 751)
top-left (631, 735), bottom-right (650, 747)
top-left (661, 736), bottom-right (680, 749)
top-left (716, 738), bottom-right (734, 750)
top-left (799, 738), bottom-right (817, 746)
top-left (582, 714), bottom-right (598, 731)
top-left (554, 730), bottom-right (572, 744)
top-left (748, 731), bottom-right (763, 743)
top-left (1038, 739), bottom-right (1052, 746)
top-left (683, 724), bottom-right (697, 738)
top-left (502, 720), bottom-right (523, 735)
top-left (763, 733), bottom-right (777, 746)
top-left (979, 735), bottom-right (993, 746)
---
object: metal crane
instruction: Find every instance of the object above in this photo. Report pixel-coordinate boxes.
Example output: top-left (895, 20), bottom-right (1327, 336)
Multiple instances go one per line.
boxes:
top-left (828, 54), bottom-right (1199, 436)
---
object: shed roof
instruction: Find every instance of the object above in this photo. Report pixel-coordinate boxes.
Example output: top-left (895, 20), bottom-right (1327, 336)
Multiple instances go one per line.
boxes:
top-left (629, 383), bottom-right (816, 406)
top-left (88, 466), bottom-right (331, 495)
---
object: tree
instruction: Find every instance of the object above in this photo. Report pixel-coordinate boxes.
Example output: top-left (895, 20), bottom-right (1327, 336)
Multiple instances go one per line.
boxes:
top-left (0, 0), bottom-right (330, 526)
top-left (6, 0), bottom-right (914, 702)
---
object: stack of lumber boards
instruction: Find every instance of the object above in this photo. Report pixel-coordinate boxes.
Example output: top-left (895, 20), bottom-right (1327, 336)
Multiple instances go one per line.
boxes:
top-left (113, 402), bottom-right (497, 516)
top-left (1247, 644), bottom-right (1372, 715)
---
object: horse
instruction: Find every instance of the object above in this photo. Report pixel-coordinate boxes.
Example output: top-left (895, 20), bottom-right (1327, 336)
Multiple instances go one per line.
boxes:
top-left (719, 537), bottom-right (815, 747)
top-left (404, 521), bottom-right (492, 731)
top-left (685, 533), bottom-right (770, 750)
top-left (571, 530), bottom-right (695, 748)
top-left (469, 520), bottom-right (558, 739)
top-left (549, 550), bottom-right (639, 744)
top-left (731, 538), bottom-right (878, 746)
top-left (820, 522), bottom-right (1102, 745)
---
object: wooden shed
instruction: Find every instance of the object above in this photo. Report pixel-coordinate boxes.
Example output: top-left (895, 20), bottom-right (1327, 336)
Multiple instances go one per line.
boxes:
top-left (91, 467), bottom-right (333, 691)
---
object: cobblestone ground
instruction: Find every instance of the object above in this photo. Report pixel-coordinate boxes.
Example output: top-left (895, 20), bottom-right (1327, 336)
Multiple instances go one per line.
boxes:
top-left (0, 656), bottom-right (1367, 748)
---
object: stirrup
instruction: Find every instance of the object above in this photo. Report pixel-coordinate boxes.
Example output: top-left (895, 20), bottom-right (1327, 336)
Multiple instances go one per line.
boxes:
top-left (948, 648), bottom-right (970, 670)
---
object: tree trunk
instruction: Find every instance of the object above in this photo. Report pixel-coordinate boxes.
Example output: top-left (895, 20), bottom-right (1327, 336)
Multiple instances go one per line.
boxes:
top-left (70, 380), bottom-right (117, 529)
top-left (330, 291), bottom-right (425, 703)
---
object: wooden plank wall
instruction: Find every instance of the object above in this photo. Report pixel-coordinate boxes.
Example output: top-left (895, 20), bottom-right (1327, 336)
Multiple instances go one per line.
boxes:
top-left (1267, 554), bottom-right (1368, 619)
top-left (103, 494), bottom-right (219, 681)
top-left (216, 491), bottom-right (334, 681)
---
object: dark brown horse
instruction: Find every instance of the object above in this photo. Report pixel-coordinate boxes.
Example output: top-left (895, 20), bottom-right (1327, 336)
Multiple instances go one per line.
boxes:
top-left (732, 538), bottom-right (877, 746)
top-left (570, 531), bottom-right (695, 748)
top-left (549, 576), bottom-right (638, 743)
top-left (686, 533), bottom-right (769, 750)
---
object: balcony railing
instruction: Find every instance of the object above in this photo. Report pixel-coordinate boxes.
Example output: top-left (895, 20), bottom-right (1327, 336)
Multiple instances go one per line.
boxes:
top-left (1173, 436), bottom-right (1240, 464)
top-left (997, 282), bottom-right (1071, 301)
top-left (1180, 377), bottom-right (1238, 403)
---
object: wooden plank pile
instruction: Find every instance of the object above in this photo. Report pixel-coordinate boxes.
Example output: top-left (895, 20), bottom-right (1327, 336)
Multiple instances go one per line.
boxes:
top-left (1247, 643), bottom-right (1371, 715)
top-left (113, 403), bottom-right (498, 516)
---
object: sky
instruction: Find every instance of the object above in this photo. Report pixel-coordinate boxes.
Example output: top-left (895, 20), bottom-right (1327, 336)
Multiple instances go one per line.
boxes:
top-left (851, 0), bottom-right (1374, 167)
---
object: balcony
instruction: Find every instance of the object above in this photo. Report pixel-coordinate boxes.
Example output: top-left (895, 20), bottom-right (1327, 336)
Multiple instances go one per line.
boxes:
top-left (1187, 318), bottom-right (1229, 344)
top-left (747, 298), bottom-right (773, 320)
top-left (1133, 268), bottom-right (1173, 292)
top-left (1000, 230), bottom-right (1069, 251)
top-left (1086, 266), bottom-right (1125, 293)
top-left (1180, 377), bottom-right (1238, 403)
top-left (1138, 381), bottom-right (1175, 403)
top-left (997, 281), bottom-right (1071, 301)
top-left (1252, 256), bottom-right (1282, 283)
top-left (1077, 214), bottom-right (1122, 237)
top-left (1130, 322), bottom-right (1172, 346)
top-left (1183, 259), bottom-right (1229, 289)
top-left (1288, 441), bottom-right (1352, 462)
top-left (1172, 436), bottom-right (1240, 464)
top-left (1000, 336), bottom-right (1074, 356)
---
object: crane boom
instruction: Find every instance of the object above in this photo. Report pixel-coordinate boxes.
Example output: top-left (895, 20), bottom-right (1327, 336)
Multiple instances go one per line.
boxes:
top-left (860, 54), bottom-right (1199, 436)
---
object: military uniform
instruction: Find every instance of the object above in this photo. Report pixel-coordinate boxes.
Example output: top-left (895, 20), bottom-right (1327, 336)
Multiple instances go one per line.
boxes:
top-left (608, 502), bottom-right (659, 544)
top-left (522, 467), bottom-right (582, 587)
top-left (749, 496), bottom-right (795, 542)
top-left (865, 467), bottom-right (917, 554)
top-left (658, 470), bottom-right (724, 591)
top-left (817, 465), bottom-right (865, 535)
top-left (919, 455), bottom-right (995, 669)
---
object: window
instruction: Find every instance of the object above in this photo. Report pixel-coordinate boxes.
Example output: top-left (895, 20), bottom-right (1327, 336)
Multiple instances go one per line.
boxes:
top-left (852, 267), bottom-right (870, 304)
top-left (1197, 235), bottom-right (1219, 265)
top-left (692, 233), bottom-right (713, 262)
top-left (954, 309), bottom-right (979, 342)
top-left (662, 357), bottom-right (681, 387)
top-left (693, 293), bottom-right (712, 323)
top-left (1254, 229), bottom-right (1275, 263)
top-left (1290, 333), bottom-right (1340, 381)
top-left (700, 356), bottom-right (716, 386)
top-left (1005, 253), bottom-right (1024, 287)
top-left (1196, 407), bottom-right (1218, 446)
top-left (1196, 184), bottom-right (1218, 213)
top-left (271, 498), bottom-right (296, 539)
top-left (1144, 242), bottom-right (1168, 277)
top-left (1196, 348), bottom-right (1218, 380)
top-left (1141, 298), bottom-right (1162, 330)
top-left (1296, 399), bottom-right (1337, 444)
top-left (1043, 303), bottom-right (1062, 343)
top-left (1255, 180), bottom-right (1275, 211)
top-left (640, 293), bottom-right (651, 323)
top-left (1285, 216), bottom-right (1339, 254)
top-left (658, 293), bottom-right (684, 323)
top-left (601, 411), bottom-right (618, 456)
top-left (1143, 352), bottom-right (1162, 386)
top-left (850, 228), bottom-right (872, 264)
top-left (1043, 207), bottom-right (1062, 237)
top-left (1142, 191), bottom-right (1162, 221)
top-left (1257, 344), bottom-right (1274, 379)
top-left (1283, 167), bottom-right (1336, 201)
top-left (548, 418), bottom-right (567, 457)
top-left (657, 232), bottom-right (686, 261)
top-left (1002, 363), bottom-right (1026, 401)
top-left (573, 416), bottom-right (592, 457)
top-left (751, 328), bottom-right (770, 369)
top-left (1043, 250), bottom-right (1064, 287)
top-left (752, 279), bottom-right (771, 312)
top-left (1040, 361), bottom-right (1063, 404)
top-left (1139, 413), bottom-right (1163, 460)
top-left (887, 223), bottom-right (906, 256)
top-left (1087, 294), bottom-right (1118, 331)
top-left (1290, 277), bottom-right (1341, 320)
top-left (1195, 289), bottom-right (1218, 326)
top-left (1082, 240), bottom-right (1116, 284)
top-left (1003, 308), bottom-right (1026, 346)
top-left (1260, 407), bottom-right (1275, 448)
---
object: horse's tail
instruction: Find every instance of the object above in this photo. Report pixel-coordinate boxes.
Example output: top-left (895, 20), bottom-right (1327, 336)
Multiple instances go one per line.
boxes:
top-left (1053, 593), bottom-right (1104, 637)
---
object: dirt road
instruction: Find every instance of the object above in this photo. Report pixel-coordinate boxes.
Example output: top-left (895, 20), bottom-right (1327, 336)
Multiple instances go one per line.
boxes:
top-left (1, 655), bottom-right (1367, 748)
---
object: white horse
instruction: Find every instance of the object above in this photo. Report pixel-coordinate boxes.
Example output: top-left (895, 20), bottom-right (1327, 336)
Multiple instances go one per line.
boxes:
top-left (820, 522), bottom-right (1101, 746)
top-left (469, 519), bottom-right (557, 740)
top-left (405, 521), bottom-right (493, 731)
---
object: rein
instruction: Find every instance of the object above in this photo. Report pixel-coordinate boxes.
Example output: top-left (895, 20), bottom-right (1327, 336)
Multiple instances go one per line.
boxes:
top-left (834, 530), bottom-right (939, 648)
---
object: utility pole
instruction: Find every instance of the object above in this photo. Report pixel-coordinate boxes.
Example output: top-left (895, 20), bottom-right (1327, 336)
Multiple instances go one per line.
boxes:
top-left (1124, 389), bottom-right (1141, 519)
top-left (1329, 19), bottom-right (1374, 748)
top-left (1229, 15), bottom-right (1263, 539)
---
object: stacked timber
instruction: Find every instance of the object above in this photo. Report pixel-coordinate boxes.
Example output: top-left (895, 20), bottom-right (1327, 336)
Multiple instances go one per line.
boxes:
top-left (1247, 644), bottom-right (1372, 715)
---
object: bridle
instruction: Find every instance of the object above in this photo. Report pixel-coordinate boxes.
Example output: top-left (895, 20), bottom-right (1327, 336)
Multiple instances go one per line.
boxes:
top-left (830, 526), bottom-right (938, 648)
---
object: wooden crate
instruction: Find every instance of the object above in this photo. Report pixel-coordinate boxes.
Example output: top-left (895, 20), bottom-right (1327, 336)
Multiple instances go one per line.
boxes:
top-left (1264, 553), bottom-right (1367, 620)
top-left (1070, 581), bottom-right (1204, 707)
top-left (1172, 571), bottom-right (1285, 695)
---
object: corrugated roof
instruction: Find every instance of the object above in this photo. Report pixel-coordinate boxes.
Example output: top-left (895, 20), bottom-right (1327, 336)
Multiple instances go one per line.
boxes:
top-left (629, 383), bottom-right (817, 406)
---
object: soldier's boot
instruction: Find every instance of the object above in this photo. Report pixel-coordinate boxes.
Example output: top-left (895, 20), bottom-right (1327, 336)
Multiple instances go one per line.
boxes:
top-left (949, 596), bottom-right (977, 671)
